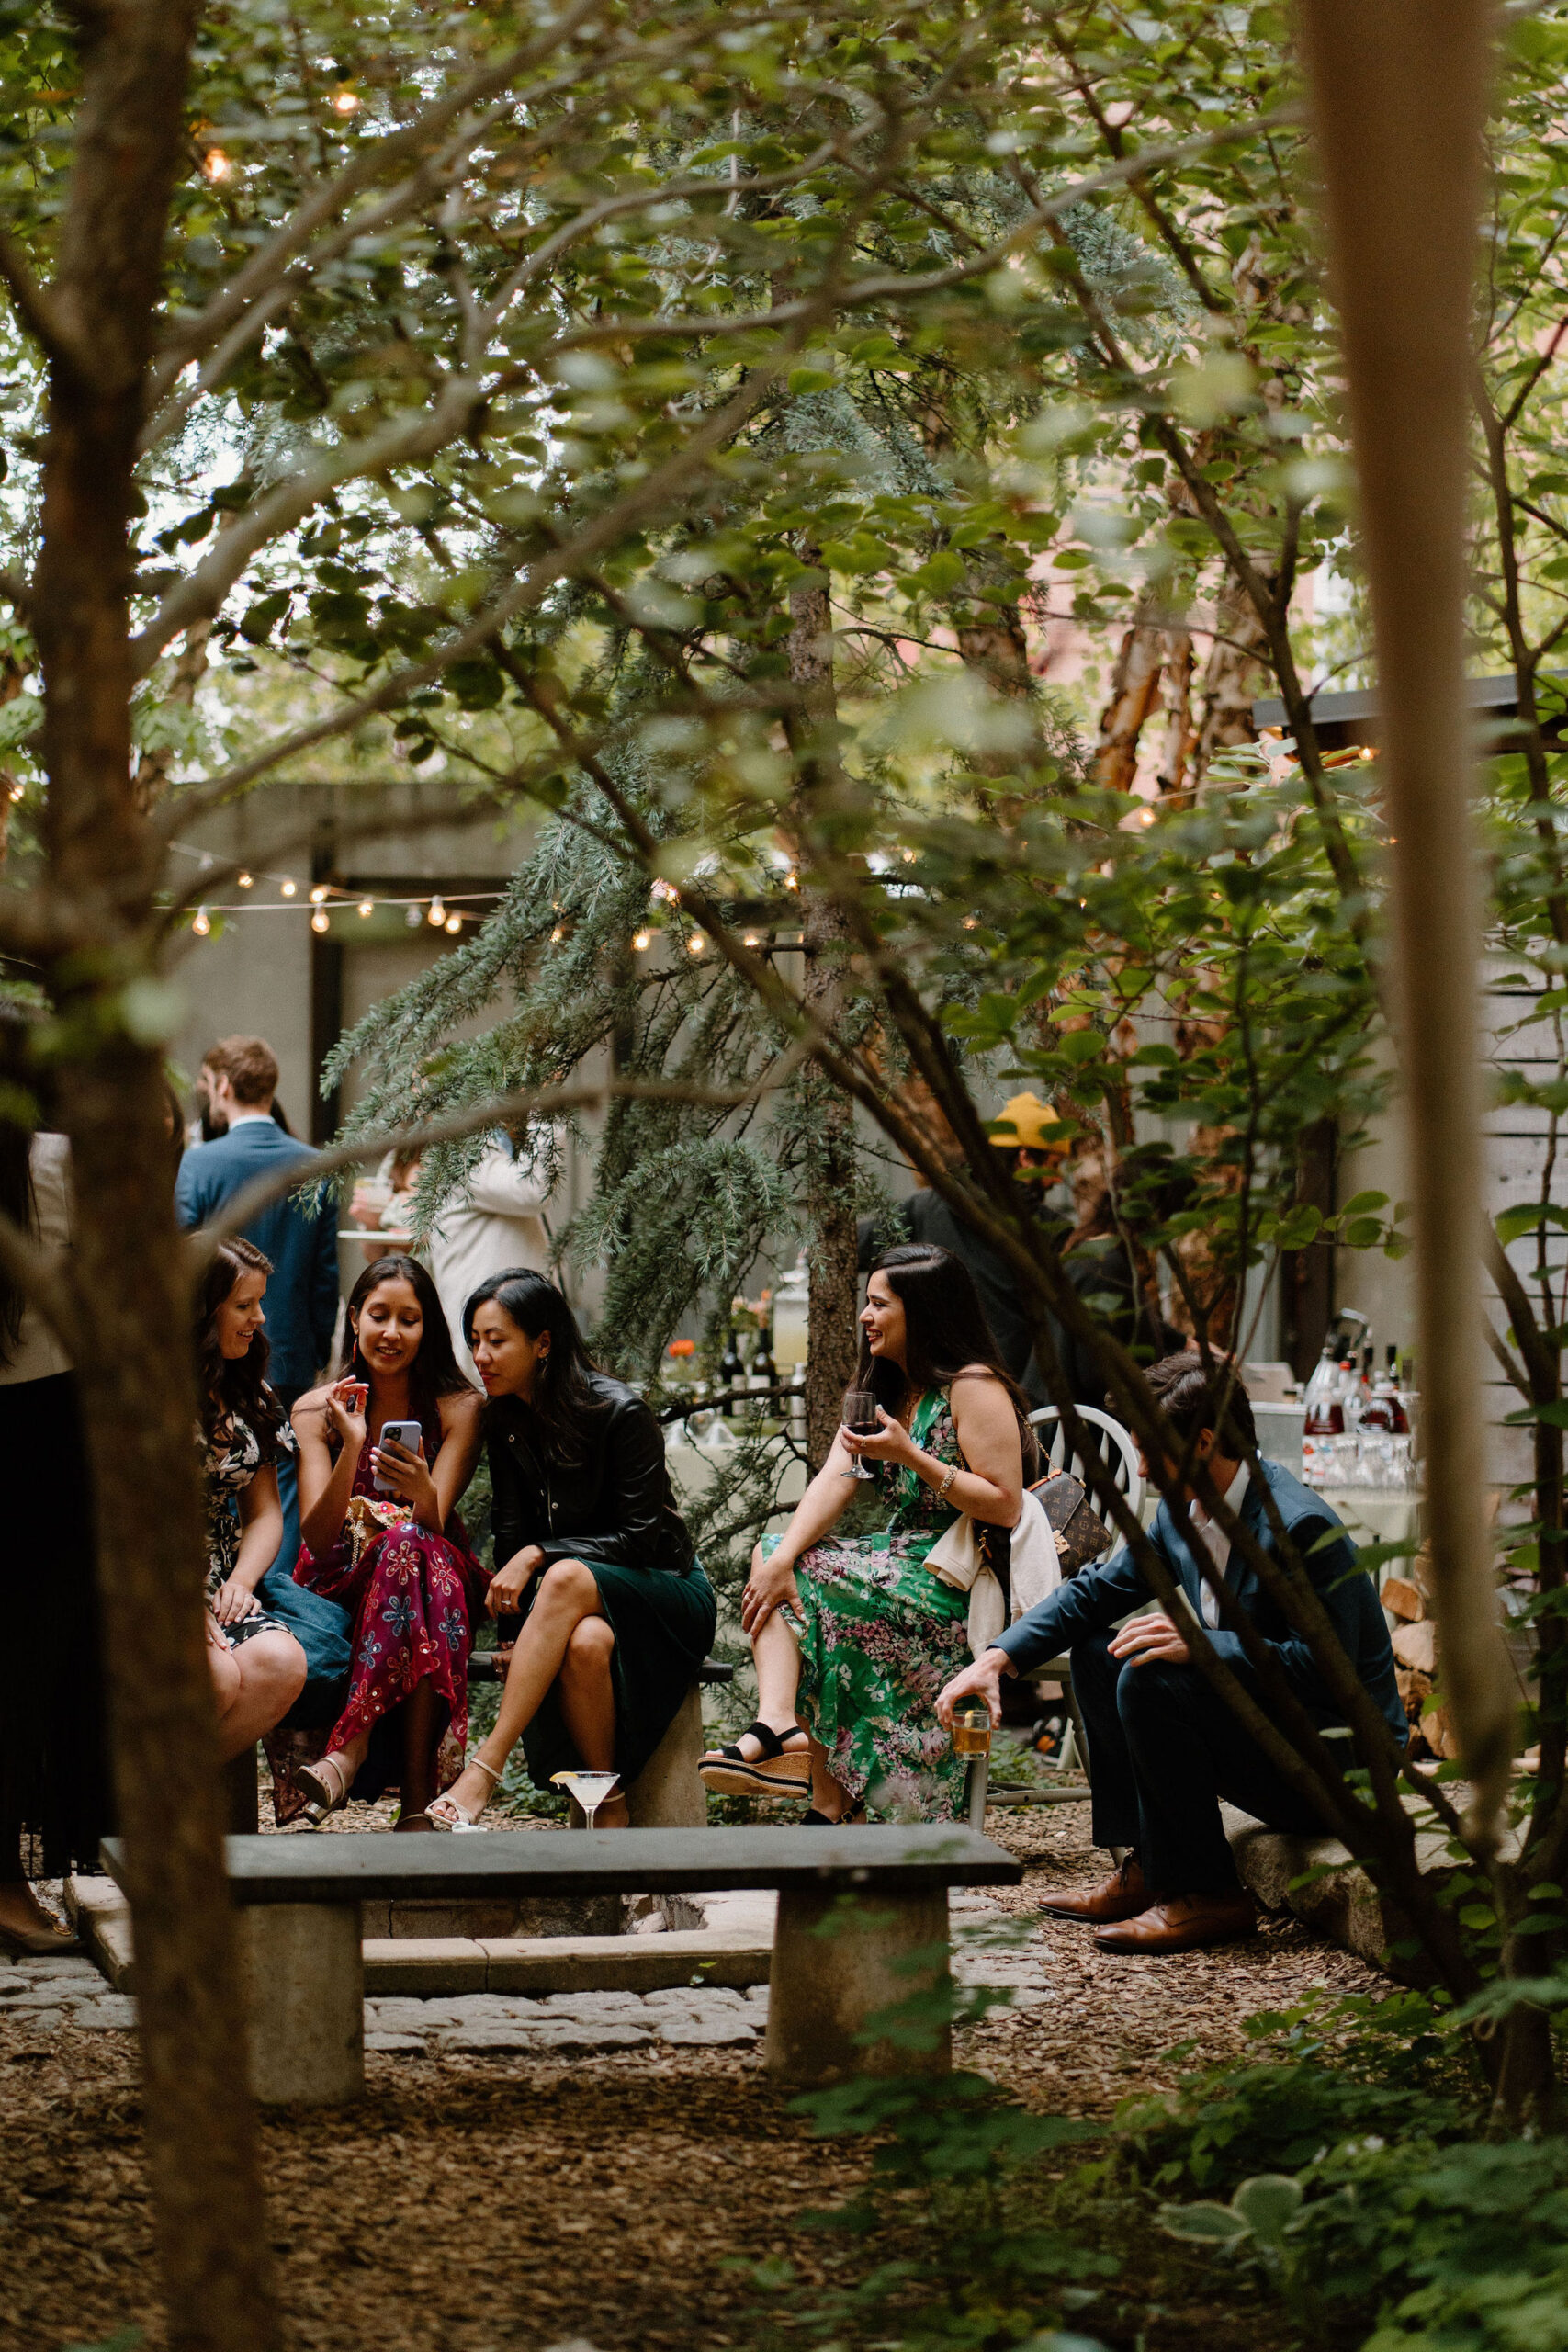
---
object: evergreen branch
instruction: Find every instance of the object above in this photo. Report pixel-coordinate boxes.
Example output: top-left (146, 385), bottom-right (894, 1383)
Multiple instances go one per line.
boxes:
top-left (558, 105), bottom-right (1303, 349)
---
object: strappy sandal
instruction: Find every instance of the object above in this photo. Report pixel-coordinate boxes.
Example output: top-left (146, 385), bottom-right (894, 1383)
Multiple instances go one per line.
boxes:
top-left (698, 1722), bottom-right (811, 1798)
top-left (804, 1801), bottom-right (867, 1826)
top-left (427, 1754), bottom-right (502, 1833)
top-left (298, 1751), bottom-right (354, 1827)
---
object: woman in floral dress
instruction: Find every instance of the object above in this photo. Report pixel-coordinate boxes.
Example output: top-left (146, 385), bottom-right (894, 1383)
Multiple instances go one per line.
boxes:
top-left (196, 1238), bottom-right (309, 1758)
top-left (701, 1244), bottom-right (1031, 1821)
top-left (290, 1255), bottom-right (485, 1829)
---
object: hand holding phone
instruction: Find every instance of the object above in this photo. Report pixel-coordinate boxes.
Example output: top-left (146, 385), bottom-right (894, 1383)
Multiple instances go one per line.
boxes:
top-left (373, 1418), bottom-right (424, 1495)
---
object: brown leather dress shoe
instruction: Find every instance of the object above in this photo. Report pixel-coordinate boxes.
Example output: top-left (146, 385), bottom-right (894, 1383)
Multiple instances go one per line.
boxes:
top-left (1038, 1855), bottom-right (1147, 1924)
top-left (1092, 1891), bottom-right (1258, 1954)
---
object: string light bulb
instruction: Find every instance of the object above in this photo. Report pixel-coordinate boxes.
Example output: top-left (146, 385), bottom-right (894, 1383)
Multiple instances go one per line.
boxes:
top-left (203, 149), bottom-right (231, 184)
top-left (192, 907), bottom-right (211, 936)
top-left (743, 932), bottom-right (761, 948)
top-left (783, 870), bottom-right (800, 891)
top-left (445, 912), bottom-right (462, 934)
top-left (311, 909), bottom-right (330, 934)
top-left (7, 781), bottom-right (24, 803)
top-left (331, 85), bottom-right (360, 115)
top-left (427, 896), bottom-right (446, 927)
top-left (632, 929), bottom-right (652, 951)
top-left (358, 898), bottom-right (374, 917)
top-left (279, 877), bottom-right (297, 898)
top-left (236, 869), bottom-right (254, 888)
top-left (310, 884), bottom-right (330, 904)
top-left (405, 903), bottom-right (422, 928)
top-left (688, 932), bottom-right (708, 956)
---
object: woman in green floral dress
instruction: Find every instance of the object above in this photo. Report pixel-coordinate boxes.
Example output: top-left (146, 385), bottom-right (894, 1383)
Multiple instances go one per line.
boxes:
top-left (700, 1244), bottom-right (1032, 1820)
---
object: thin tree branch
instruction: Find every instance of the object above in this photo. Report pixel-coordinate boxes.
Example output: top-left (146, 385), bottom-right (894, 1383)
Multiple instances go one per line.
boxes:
top-left (191, 1069), bottom-right (803, 1256)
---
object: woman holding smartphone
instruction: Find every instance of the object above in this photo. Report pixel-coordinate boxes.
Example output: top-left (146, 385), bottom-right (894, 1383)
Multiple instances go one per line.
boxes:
top-left (290, 1254), bottom-right (485, 1829)
top-left (699, 1244), bottom-right (1029, 1822)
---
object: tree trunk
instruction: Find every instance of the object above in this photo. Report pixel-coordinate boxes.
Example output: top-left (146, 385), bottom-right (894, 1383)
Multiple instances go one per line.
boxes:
top-left (1155, 626), bottom-right (1197, 801)
top-left (1095, 586), bottom-right (1167, 790)
top-left (788, 560), bottom-right (860, 1469)
top-left (1191, 573), bottom-right (1269, 788)
top-left (1300, 0), bottom-right (1517, 1843)
top-left (27, 6), bottom-right (282, 2345)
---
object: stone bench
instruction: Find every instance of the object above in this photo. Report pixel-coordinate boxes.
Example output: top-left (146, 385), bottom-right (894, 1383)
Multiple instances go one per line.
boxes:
top-left (99, 1824), bottom-right (1020, 2107)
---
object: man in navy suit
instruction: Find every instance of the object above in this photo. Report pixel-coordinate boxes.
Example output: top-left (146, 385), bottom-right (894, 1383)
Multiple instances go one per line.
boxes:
top-left (176, 1035), bottom-right (343, 1617)
top-left (938, 1352), bottom-right (1404, 1955)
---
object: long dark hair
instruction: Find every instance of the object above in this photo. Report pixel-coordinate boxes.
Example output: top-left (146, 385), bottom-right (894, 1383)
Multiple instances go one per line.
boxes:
top-left (341, 1253), bottom-right (472, 1430)
top-left (195, 1236), bottom-right (288, 1453)
top-left (860, 1242), bottom-right (1038, 1465)
top-left (465, 1268), bottom-right (607, 1466)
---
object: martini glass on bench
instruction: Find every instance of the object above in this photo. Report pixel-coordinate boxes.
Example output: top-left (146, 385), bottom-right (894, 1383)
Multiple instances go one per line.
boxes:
top-left (550, 1769), bottom-right (622, 1828)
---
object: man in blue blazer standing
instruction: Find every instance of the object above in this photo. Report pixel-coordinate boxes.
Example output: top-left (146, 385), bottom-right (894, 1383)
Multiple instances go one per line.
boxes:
top-left (938, 1352), bottom-right (1405, 1955)
top-left (175, 1036), bottom-right (347, 1690)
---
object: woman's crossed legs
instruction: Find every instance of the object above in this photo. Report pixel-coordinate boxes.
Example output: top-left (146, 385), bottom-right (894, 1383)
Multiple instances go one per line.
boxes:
top-left (432, 1559), bottom-right (628, 1828)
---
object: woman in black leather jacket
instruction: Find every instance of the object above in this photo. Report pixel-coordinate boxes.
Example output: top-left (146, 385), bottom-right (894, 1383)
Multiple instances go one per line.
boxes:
top-left (427, 1270), bottom-right (716, 1828)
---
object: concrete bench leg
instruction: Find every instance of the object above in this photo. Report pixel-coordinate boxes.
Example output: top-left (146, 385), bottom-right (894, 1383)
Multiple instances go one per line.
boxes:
top-left (765, 1883), bottom-right (951, 2085)
top-left (240, 1904), bottom-right (363, 2106)
top-left (627, 1683), bottom-right (706, 1827)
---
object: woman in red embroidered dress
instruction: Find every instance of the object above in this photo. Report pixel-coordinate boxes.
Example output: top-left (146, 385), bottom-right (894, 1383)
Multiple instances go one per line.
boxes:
top-left (290, 1255), bottom-right (485, 1829)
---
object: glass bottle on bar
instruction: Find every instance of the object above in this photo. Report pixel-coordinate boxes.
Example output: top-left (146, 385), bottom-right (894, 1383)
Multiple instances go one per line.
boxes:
top-left (719, 1328), bottom-right (746, 1418)
top-left (1301, 1339), bottom-right (1344, 1487)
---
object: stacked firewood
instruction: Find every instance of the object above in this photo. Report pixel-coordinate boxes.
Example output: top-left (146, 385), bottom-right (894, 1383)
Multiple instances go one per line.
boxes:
top-left (1383, 1548), bottom-right (1461, 1760)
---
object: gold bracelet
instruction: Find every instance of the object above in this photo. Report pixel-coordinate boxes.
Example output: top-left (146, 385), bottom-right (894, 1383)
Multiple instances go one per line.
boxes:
top-left (935, 1462), bottom-right (959, 1503)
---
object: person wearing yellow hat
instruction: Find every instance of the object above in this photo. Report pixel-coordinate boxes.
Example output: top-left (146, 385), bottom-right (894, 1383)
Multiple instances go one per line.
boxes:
top-left (989, 1091), bottom-right (1071, 1159)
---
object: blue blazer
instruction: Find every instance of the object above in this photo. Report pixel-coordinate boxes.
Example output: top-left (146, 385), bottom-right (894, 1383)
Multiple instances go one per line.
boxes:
top-left (995, 1456), bottom-right (1405, 1743)
top-left (175, 1122), bottom-right (340, 1396)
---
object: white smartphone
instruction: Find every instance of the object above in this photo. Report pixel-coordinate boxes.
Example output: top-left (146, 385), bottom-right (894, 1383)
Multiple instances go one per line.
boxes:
top-left (374, 1419), bottom-right (423, 1494)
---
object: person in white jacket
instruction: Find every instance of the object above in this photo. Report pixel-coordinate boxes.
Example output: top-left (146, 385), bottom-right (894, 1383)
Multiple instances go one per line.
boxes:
top-left (425, 1131), bottom-right (560, 1377)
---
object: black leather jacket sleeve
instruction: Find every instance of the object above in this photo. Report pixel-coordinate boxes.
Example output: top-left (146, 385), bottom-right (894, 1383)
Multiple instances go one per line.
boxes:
top-left (536, 1394), bottom-right (682, 1571)
top-left (488, 1430), bottom-right (532, 1570)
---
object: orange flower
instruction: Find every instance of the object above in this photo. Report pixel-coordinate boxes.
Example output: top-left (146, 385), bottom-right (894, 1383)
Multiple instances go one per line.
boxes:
top-left (667, 1338), bottom-right (696, 1358)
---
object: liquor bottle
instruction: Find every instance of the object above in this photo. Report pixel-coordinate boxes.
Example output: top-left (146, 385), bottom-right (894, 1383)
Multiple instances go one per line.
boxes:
top-left (719, 1328), bottom-right (746, 1417)
top-left (1302, 1340), bottom-right (1345, 1487)
top-left (750, 1325), bottom-right (778, 1396)
top-left (1361, 1347), bottom-right (1409, 1434)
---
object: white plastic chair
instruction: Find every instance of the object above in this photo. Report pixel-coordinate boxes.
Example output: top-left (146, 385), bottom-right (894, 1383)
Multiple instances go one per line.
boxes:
top-left (1021, 1404), bottom-right (1144, 1777)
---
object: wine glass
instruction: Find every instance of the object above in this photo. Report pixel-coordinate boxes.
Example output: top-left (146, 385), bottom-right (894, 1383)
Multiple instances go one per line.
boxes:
top-left (550, 1769), bottom-right (622, 1829)
top-left (841, 1385), bottom-right (880, 1480)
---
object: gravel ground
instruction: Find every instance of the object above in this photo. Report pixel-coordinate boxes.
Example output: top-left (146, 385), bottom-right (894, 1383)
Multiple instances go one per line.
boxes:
top-left (0, 1800), bottom-right (1382, 2352)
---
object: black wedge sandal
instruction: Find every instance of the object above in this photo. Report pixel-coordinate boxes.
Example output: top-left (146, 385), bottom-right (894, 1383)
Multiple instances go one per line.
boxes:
top-left (698, 1721), bottom-right (812, 1798)
top-left (804, 1801), bottom-right (867, 1826)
